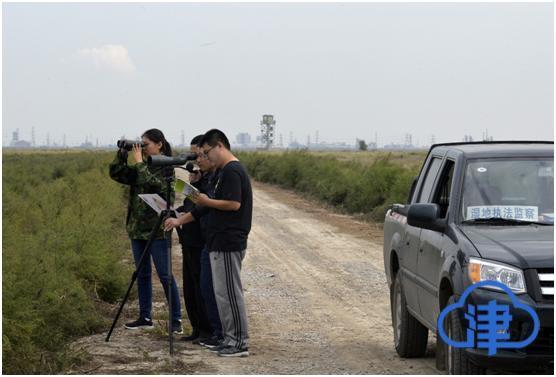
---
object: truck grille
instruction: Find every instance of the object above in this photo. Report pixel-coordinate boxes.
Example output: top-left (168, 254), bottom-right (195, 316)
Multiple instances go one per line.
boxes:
top-left (537, 268), bottom-right (554, 299)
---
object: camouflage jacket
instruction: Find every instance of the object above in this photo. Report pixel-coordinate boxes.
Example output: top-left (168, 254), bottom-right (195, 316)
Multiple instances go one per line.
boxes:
top-left (109, 153), bottom-right (175, 240)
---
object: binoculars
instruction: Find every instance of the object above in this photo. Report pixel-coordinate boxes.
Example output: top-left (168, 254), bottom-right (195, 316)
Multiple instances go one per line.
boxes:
top-left (117, 139), bottom-right (145, 151)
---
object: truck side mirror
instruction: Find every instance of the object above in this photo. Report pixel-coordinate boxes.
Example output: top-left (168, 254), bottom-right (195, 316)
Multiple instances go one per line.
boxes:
top-left (407, 203), bottom-right (446, 233)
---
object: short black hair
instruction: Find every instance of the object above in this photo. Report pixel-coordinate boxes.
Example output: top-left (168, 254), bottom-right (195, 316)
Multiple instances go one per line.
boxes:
top-left (190, 134), bottom-right (204, 146)
top-left (200, 129), bottom-right (230, 150)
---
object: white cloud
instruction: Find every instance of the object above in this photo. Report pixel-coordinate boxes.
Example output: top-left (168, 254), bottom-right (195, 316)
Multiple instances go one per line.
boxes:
top-left (77, 44), bottom-right (136, 75)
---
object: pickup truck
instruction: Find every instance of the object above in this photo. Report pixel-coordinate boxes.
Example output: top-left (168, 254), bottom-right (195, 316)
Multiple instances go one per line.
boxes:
top-left (383, 141), bottom-right (554, 374)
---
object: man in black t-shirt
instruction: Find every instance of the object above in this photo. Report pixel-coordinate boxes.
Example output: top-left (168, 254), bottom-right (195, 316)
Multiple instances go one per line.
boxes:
top-left (164, 129), bottom-right (252, 358)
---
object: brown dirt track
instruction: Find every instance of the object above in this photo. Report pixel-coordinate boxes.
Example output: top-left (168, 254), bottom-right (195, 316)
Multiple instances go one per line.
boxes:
top-left (69, 181), bottom-right (438, 374)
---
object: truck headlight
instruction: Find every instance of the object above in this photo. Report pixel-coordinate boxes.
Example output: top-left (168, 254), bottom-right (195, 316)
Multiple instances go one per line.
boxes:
top-left (468, 258), bottom-right (526, 294)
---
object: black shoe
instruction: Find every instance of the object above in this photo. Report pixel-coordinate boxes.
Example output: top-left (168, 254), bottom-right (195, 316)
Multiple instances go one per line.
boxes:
top-left (182, 329), bottom-right (200, 342)
top-left (200, 336), bottom-right (222, 349)
top-left (124, 317), bottom-right (154, 330)
top-left (217, 346), bottom-right (249, 357)
top-left (192, 336), bottom-right (207, 345)
top-left (172, 320), bottom-right (183, 335)
top-left (208, 342), bottom-right (227, 353)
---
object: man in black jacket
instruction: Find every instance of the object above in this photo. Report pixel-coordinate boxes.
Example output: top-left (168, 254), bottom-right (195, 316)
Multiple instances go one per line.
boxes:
top-left (175, 135), bottom-right (211, 341)
top-left (190, 142), bottom-right (224, 346)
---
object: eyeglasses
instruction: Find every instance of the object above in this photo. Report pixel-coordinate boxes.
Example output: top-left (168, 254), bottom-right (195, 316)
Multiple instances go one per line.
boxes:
top-left (200, 146), bottom-right (215, 158)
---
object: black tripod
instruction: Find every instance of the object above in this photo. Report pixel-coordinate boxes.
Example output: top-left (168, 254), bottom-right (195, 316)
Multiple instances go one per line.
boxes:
top-left (106, 166), bottom-right (177, 356)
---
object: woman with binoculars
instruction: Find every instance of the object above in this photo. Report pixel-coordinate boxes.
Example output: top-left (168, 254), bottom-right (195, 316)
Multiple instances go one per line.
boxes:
top-left (109, 128), bottom-right (183, 334)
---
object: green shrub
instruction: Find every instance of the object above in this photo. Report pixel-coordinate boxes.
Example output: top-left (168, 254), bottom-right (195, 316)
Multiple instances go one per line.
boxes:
top-left (2, 151), bottom-right (131, 374)
top-left (238, 150), bottom-right (420, 220)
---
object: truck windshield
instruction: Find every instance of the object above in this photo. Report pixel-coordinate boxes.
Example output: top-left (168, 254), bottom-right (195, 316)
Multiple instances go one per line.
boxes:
top-left (461, 158), bottom-right (554, 225)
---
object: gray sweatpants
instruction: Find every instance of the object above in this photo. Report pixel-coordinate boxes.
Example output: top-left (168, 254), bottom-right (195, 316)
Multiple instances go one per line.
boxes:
top-left (210, 250), bottom-right (249, 349)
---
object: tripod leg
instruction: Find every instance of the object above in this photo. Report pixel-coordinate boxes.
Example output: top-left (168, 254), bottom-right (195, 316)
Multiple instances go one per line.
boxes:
top-left (106, 212), bottom-right (166, 342)
top-left (167, 235), bottom-right (174, 355)
top-left (106, 271), bottom-right (137, 342)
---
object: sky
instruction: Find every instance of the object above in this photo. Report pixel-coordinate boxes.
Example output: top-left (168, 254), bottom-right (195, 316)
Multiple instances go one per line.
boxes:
top-left (2, 2), bottom-right (554, 147)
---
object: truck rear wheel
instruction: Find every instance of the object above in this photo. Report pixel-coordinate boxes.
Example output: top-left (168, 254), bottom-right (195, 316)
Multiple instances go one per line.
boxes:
top-left (444, 296), bottom-right (486, 375)
top-left (391, 273), bottom-right (428, 357)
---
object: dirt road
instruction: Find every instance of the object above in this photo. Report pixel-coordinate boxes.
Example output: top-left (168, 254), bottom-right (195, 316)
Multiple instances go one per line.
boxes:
top-left (69, 181), bottom-right (438, 374)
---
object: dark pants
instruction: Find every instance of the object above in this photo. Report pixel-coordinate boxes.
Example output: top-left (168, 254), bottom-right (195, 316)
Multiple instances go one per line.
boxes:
top-left (182, 244), bottom-right (211, 335)
top-left (131, 239), bottom-right (181, 322)
top-left (200, 246), bottom-right (223, 338)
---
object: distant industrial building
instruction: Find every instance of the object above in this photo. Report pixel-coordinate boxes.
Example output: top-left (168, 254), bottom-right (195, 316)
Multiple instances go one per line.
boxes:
top-left (8, 129), bottom-right (32, 148)
top-left (236, 132), bottom-right (252, 146)
top-left (383, 143), bottom-right (417, 150)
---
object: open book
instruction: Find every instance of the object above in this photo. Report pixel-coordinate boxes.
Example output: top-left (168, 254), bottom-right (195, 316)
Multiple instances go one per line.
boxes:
top-left (174, 178), bottom-right (200, 200)
top-left (138, 194), bottom-right (180, 216)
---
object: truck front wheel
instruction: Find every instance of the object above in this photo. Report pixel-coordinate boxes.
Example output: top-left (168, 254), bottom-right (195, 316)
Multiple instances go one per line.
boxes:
top-left (391, 273), bottom-right (428, 357)
top-left (443, 296), bottom-right (486, 375)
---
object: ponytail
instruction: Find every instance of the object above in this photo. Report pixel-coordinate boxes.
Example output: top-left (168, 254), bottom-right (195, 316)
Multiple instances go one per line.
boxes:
top-left (163, 140), bottom-right (172, 156)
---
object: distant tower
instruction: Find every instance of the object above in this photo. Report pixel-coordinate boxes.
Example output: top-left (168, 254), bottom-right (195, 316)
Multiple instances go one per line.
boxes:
top-left (46, 133), bottom-right (50, 147)
top-left (260, 114), bottom-right (276, 150)
top-left (32, 127), bottom-right (36, 147)
top-left (463, 135), bottom-right (474, 142)
top-left (430, 134), bottom-right (436, 145)
top-left (12, 129), bottom-right (19, 143)
top-left (279, 133), bottom-right (283, 148)
top-left (315, 130), bottom-right (319, 145)
top-left (307, 134), bottom-right (311, 148)
top-left (96, 138), bottom-right (99, 148)
top-left (289, 131), bottom-right (293, 146)
top-left (482, 129), bottom-right (493, 141)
